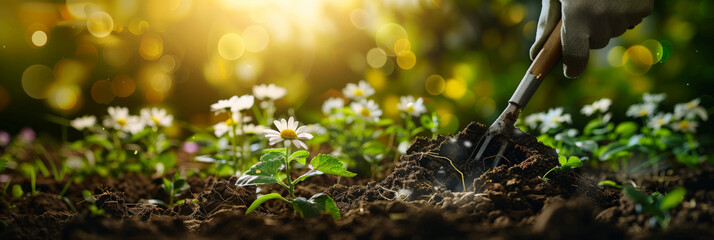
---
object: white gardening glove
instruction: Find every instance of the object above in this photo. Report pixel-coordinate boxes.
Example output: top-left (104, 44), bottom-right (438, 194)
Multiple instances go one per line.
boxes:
top-left (531, 0), bottom-right (654, 78)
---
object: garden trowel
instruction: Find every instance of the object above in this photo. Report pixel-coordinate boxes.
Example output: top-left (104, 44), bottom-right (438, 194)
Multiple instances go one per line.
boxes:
top-left (469, 20), bottom-right (563, 168)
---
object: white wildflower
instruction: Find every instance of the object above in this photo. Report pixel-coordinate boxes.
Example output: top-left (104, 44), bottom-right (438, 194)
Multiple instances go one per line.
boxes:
top-left (263, 117), bottom-right (313, 149)
top-left (140, 107), bottom-right (173, 128)
top-left (210, 95), bottom-right (255, 113)
top-left (626, 103), bottom-right (656, 118)
top-left (647, 113), bottom-right (672, 131)
top-left (397, 96), bottom-right (426, 117)
top-left (342, 80), bottom-right (375, 100)
top-left (643, 92), bottom-right (666, 104)
top-left (674, 98), bottom-right (708, 121)
top-left (322, 97), bottom-right (345, 116)
top-left (242, 124), bottom-right (266, 135)
top-left (670, 119), bottom-right (698, 133)
top-left (539, 107), bottom-right (572, 133)
top-left (523, 112), bottom-right (544, 130)
top-left (104, 106), bottom-right (145, 134)
top-left (71, 115), bottom-right (96, 131)
top-left (350, 99), bottom-right (382, 122)
top-left (253, 84), bottom-right (287, 101)
top-left (581, 98), bottom-right (612, 116)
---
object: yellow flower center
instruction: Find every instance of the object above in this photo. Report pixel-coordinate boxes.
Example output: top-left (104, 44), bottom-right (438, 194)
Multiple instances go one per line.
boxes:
top-left (225, 118), bottom-right (233, 126)
top-left (354, 89), bottom-right (364, 96)
top-left (280, 129), bottom-right (297, 140)
top-left (679, 120), bottom-right (689, 129)
top-left (657, 119), bottom-right (665, 125)
top-left (152, 116), bottom-right (160, 125)
top-left (360, 108), bottom-right (371, 117)
top-left (406, 103), bottom-right (415, 113)
top-left (638, 109), bottom-right (648, 116)
top-left (255, 170), bottom-right (261, 174)
top-left (117, 118), bottom-right (127, 126)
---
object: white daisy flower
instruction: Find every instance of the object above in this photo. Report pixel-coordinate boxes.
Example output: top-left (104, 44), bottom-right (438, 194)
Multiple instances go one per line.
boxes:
top-left (647, 113), bottom-right (672, 131)
top-left (253, 84), bottom-right (287, 101)
top-left (104, 106), bottom-right (144, 133)
top-left (322, 97), bottom-right (345, 116)
top-left (397, 96), bottom-right (427, 117)
top-left (674, 98), bottom-right (708, 121)
top-left (71, 115), bottom-right (96, 131)
top-left (539, 107), bottom-right (572, 133)
top-left (671, 119), bottom-right (698, 133)
top-left (342, 80), bottom-right (375, 100)
top-left (303, 124), bottom-right (327, 135)
top-left (140, 107), bottom-right (173, 128)
top-left (626, 103), bottom-right (656, 118)
top-left (210, 95), bottom-right (255, 113)
top-left (242, 124), bottom-right (266, 135)
top-left (350, 99), bottom-right (382, 122)
top-left (523, 112), bottom-right (544, 130)
top-left (643, 92), bottom-right (666, 104)
top-left (263, 117), bottom-right (313, 149)
top-left (581, 98), bottom-right (612, 116)
top-left (213, 112), bottom-right (240, 137)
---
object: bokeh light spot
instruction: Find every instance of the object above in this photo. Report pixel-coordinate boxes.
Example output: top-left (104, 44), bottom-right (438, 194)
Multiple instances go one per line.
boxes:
top-left (366, 69), bottom-right (386, 90)
top-left (622, 45), bottom-right (653, 76)
top-left (366, 48), bottom-right (387, 68)
top-left (86, 11), bottom-right (114, 37)
top-left (393, 38), bottom-right (410, 55)
top-left (150, 73), bottom-right (172, 93)
top-left (48, 85), bottom-right (80, 111)
top-left (607, 46), bottom-right (626, 67)
top-left (91, 79), bottom-right (115, 104)
top-left (111, 75), bottom-right (136, 97)
top-left (376, 23), bottom-right (408, 56)
top-left (140, 34), bottom-right (163, 61)
top-left (350, 9), bottom-right (370, 30)
top-left (425, 75), bottom-right (445, 95)
top-left (31, 31), bottom-right (48, 47)
top-left (22, 64), bottom-right (54, 99)
top-left (396, 50), bottom-right (416, 70)
top-left (642, 39), bottom-right (664, 64)
top-left (54, 59), bottom-right (88, 84)
top-left (129, 19), bottom-right (150, 35)
top-left (444, 78), bottom-right (467, 99)
top-left (217, 33), bottom-right (245, 61)
top-left (243, 25), bottom-right (270, 53)
top-left (159, 55), bottom-right (179, 73)
top-left (145, 89), bottom-right (164, 104)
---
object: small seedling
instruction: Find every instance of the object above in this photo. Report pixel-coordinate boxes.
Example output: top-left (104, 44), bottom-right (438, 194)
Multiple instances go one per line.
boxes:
top-left (624, 186), bottom-right (686, 229)
top-left (598, 180), bottom-right (623, 189)
top-left (237, 151), bottom-right (355, 219)
top-left (11, 184), bottom-right (23, 200)
top-left (540, 156), bottom-right (583, 182)
top-left (159, 173), bottom-right (190, 208)
top-left (82, 190), bottom-right (105, 216)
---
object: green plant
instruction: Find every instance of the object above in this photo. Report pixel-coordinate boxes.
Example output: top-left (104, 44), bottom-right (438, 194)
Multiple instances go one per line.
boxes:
top-left (540, 156), bottom-right (583, 182)
top-left (624, 187), bottom-right (686, 229)
top-left (597, 180), bottom-right (623, 189)
top-left (82, 190), bottom-right (105, 216)
top-left (238, 150), bottom-right (355, 219)
top-left (161, 174), bottom-right (190, 208)
top-left (11, 184), bottom-right (23, 200)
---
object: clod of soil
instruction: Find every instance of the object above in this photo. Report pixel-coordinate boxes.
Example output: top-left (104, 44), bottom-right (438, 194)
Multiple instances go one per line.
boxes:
top-left (327, 122), bottom-right (617, 224)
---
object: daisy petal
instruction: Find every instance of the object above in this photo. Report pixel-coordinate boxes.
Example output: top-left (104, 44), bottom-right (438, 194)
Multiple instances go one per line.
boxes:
top-left (284, 140), bottom-right (291, 147)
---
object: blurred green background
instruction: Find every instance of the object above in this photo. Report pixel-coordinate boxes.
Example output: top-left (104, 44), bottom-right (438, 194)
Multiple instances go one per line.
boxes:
top-left (0, 0), bottom-right (712, 138)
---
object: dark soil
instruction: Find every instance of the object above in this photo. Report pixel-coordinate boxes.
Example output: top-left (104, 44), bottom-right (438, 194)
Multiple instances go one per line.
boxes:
top-left (1, 122), bottom-right (713, 239)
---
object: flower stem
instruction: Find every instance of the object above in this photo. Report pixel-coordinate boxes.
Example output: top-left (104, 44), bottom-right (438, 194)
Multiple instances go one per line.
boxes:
top-left (285, 145), bottom-right (295, 198)
top-left (231, 123), bottom-right (238, 172)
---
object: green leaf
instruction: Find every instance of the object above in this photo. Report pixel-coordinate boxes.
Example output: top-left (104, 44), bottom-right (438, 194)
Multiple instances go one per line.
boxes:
top-left (289, 150), bottom-right (309, 164)
top-left (235, 152), bottom-right (285, 186)
top-left (174, 179), bottom-right (186, 191)
top-left (0, 159), bottom-right (6, 172)
top-left (624, 187), bottom-right (652, 207)
top-left (562, 156), bottom-right (582, 168)
top-left (291, 193), bottom-right (341, 219)
top-left (263, 148), bottom-right (285, 153)
top-left (12, 184), bottom-right (23, 199)
top-left (130, 128), bottom-right (152, 141)
top-left (598, 180), bottom-right (623, 189)
top-left (246, 193), bottom-right (289, 214)
top-left (292, 169), bottom-right (324, 185)
top-left (615, 121), bottom-right (638, 138)
top-left (309, 154), bottom-right (356, 177)
top-left (660, 188), bottom-right (686, 211)
top-left (86, 135), bottom-right (113, 149)
top-left (558, 156), bottom-right (567, 166)
top-left (583, 119), bottom-right (602, 136)
top-left (312, 193), bottom-right (341, 219)
top-left (162, 178), bottom-right (172, 191)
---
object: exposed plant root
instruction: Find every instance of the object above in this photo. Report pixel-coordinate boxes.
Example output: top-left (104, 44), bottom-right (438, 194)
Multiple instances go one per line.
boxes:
top-left (420, 152), bottom-right (466, 191)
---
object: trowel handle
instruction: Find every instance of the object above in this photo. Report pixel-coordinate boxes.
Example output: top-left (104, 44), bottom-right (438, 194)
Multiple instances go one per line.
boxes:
top-left (508, 19), bottom-right (562, 108)
top-left (528, 19), bottom-right (563, 78)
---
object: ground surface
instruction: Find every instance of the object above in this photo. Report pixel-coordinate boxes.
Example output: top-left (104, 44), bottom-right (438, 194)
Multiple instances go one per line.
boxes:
top-left (1, 122), bottom-right (713, 239)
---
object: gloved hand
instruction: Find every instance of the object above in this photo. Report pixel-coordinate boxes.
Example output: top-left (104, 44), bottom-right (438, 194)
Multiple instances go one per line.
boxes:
top-left (531, 0), bottom-right (654, 78)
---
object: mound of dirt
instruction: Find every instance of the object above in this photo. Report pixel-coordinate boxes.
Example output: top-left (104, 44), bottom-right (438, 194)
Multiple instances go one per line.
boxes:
top-left (327, 122), bottom-right (618, 225)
